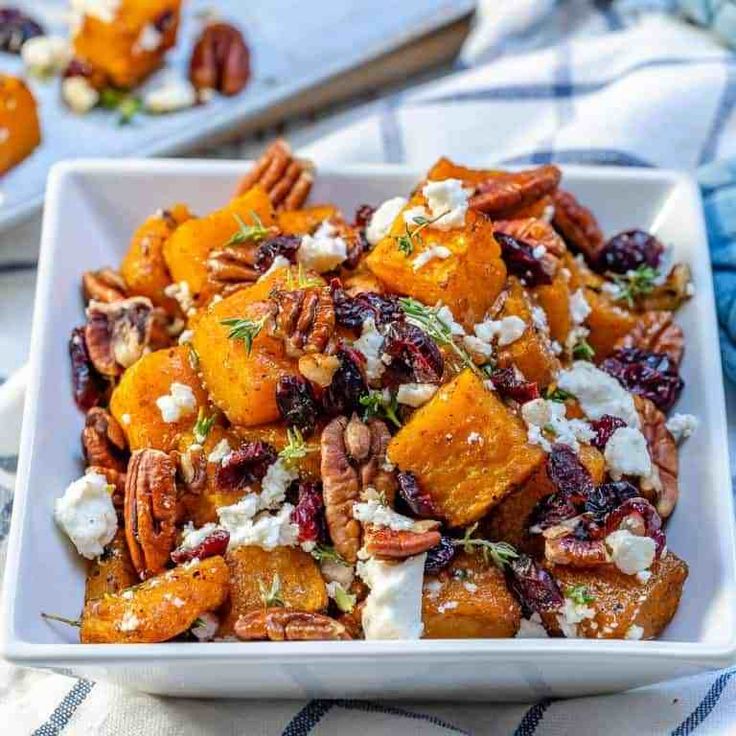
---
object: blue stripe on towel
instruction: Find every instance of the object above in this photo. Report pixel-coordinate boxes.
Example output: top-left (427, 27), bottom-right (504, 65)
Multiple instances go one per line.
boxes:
top-left (282, 700), bottom-right (335, 736)
top-left (0, 260), bottom-right (38, 275)
top-left (699, 65), bottom-right (736, 164)
top-left (513, 698), bottom-right (554, 736)
top-left (0, 497), bottom-right (12, 541)
top-left (0, 454), bottom-right (18, 473)
top-left (671, 669), bottom-right (736, 735)
top-left (32, 680), bottom-right (95, 736)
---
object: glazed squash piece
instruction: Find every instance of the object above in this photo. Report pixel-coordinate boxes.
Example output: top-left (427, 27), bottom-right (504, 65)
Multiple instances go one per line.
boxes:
top-left (277, 204), bottom-right (338, 235)
top-left (426, 156), bottom-right (505, 187)
top-left (120, 203), bottom-right (192, 313)
top-left (422, 550), bottom-right (521, 638)
top-left (532, 271), bottom-right (573, 345)
top-left (541, 552), bottom-right (688, 639)
top-left (163, 185), bottom-right (276, 297)
top-left (80, 556), bottom-right (229, 643)
top-left (84, 529), bottom-right (138, 603)
top-left (110, 346), bottom-right (208, 451)
top-left (388, 370), bottom-right (544, 528)
top-left (219, 546), bottom-right (328, 636)
top-left (584, 289), bottom-right (638, 360)
top-left (366, 204), bottom-right (507, 331)
top-left (0, 75), bottom-right (41, 174)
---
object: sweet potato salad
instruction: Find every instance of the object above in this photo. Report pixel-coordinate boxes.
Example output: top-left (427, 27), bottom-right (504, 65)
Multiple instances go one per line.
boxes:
top-left (52, 140), bottom-right (696, 644)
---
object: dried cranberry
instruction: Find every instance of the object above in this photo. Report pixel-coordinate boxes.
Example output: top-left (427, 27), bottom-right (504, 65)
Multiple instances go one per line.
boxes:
top-left (584, 481), bottom-right (638, 525)
top-left (604, 497), bottom-right (666, 556)
top-left (343, 232), bottom-right (369, 270)
top-left (547, 444), bottom-right (595, 499)
top-left (153, 9), bottom-right (176, 33)
top-left (382, 321), bottom-right (444, 383)
top-left (171, 528), bottom-right (230, 564)
top-left (424, 536), bottom-right (456, 575)
top-left (396, 471), bottom-right (437, 518)
top-left (291, 481), bottom-right (326, 545)
top-left (489, 367), bottom-right (540, 403)
top-left (589, 414), bottom-right (627, 450)
top-left (330, 282), bottom-right (403, 329)
top-left (216, 441), bottom-right (277, 490)
top-left (254, 235), bottom-right (301, 273)
top-left (529, 493), bottom-right (579, 532)
top-left (321, 346), bottom-right (368, 416)
top-left (0, 8), bottom-right (43, 54)
top-left (69, 327), bottom-right (108, 411)
top-left (507, 554), bottom-right (563, 617)
top-left (275, 375), bottom-right (319, 434)
top-left (354, 204), bottom-right (375, 230)
top-left (596, 230), bottom-right (664, 274)
top-left (493, 231), bottom-right (554, 286)
top-left (601, 348), bottom-right (683, 412)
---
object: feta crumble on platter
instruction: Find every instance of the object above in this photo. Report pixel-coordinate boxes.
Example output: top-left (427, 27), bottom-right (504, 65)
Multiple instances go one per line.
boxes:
top-left (156, 382), bottom-right (197, 423)
top-left (297, 220), bottom-right (348, 272)
top-left (366, 197), bottom-right (407, 245)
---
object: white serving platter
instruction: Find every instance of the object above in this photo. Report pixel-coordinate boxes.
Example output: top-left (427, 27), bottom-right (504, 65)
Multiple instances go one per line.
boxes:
top-left (0, 0), bottom-right (473, 232)
top-left (2, 159), bottom-right (734, 700)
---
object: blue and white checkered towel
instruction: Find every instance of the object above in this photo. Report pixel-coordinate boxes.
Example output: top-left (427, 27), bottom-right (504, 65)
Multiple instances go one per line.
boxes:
top-left (2, 1), bottom-right (736, 734)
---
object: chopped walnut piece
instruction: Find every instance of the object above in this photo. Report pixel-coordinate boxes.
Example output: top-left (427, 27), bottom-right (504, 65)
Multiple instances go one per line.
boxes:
top-left (470, 165), bottom-right (561, 218)
top-left (235, 608), bottom-right (351, 641)
top-left (270, 286), bottom-right (335, 357)
top-left (614, 311), bottom-right (684, 366)
top-left (551, 189), bottom-right (605, 262)
top-left (82, 407), bottom-right (128, 473)
top-left (82, 268), bottom-right (127, 304)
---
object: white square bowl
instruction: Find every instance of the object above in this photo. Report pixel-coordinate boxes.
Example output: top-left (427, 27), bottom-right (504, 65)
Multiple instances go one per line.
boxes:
top-left (2, 159), bottom-right (735, 700)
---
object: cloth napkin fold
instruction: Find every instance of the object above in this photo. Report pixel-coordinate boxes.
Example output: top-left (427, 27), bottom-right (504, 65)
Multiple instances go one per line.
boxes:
top-left (2, 2), bottom-right (736, 734)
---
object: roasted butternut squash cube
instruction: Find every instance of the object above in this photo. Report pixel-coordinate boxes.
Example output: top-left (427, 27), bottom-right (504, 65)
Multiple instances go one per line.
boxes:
top-left (120, 203), bottom-right (191, 312)
top-left (426, 157), bottom-right (504, 187)
top-left (532, 271), bottom-right (572, 344)
top-left (0, 75), bottom-right (40, 174)
top-left (366, 205), bottom-right (506, 330)
top-left (541, 552), bottom-right (688, 639)
top-left (388, 370), bottom-right (544, 527)
top-left (163, 185), bottom-right (276, 296)
top-left (277, 204), bottom-right (337, 234)
top-left (81, 556), bottom-right (229, 643)
top-left (72, 0), bottom-right (182, 89)
top-left (84, 529), bottom-right (138, 603)
top-left (484, 445), bottom-right (605, 555)
top-left (422, 550), bottom-right (521, 638)
top-left (191, 269), bottom-right (308, 426)
top-left (220, 546), bottom-right (328, 635)
top-left (498, 278), bottom-right (560, 387)
top-left (110, 346), bottom-right (208, 451)
top-left (585, 289), bottom-right (638, 360)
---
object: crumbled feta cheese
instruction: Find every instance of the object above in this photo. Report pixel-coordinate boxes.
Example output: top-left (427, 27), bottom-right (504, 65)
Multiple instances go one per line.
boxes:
top-left (259, 458), bottom-right (298, 510)
top-left (353, 318), bottom-right (386, 382)
top-left (178, 329), bottom-right (194, 345)
top-left (156, 382), bottom-right (197, 423)
top-left (119, 610), bottom-right (139, 632)
top-left (320, 559), bottom-right (355, 589)
top-left (463, 581), bottom-right (478, 593)
top-left (217, 495), bottom-right (259, 527)
top-left (541, 204), bottom-right (555, 223)
top-left (191, 611), bottom-right (219, 641)
top-left (121, 590), bottom-right (134, 600)
top-left (569, 289), bottom-right (591, 325)
top-left (435, 304), bottom-right (465, 335)
top-left (551, 340), bottom-right (563, 355)
top-left (297, 220), bottom-right (347, 272)
top-left (358, 554), bottom-right (426, 639)
top-left (134, 23), bottom-right (162, 53)
top-left (462, 335), bottom-right (494, 360)
top-left (636, 570), bottom-right (652, 585)
top-left (605, 530), bottom-right (656, 575)
top-left (164, 281), bottom-right (195, 314)
top-left (179, 522), bottom-right (219, 550)
top-left (601, 281), bottom-right (623, 299)
top-left (516, 613), bottom-right (549, 638)
top-left (557, 361), bottom-right (640, 427)
top-left (424, 579), bottom-right (443, 600)
top-left (666, 413), bottom-right (699, 443)
top-left (72, 0), bottom-right (121, 24)
top-left (557, 596), bottom-right (596, 638)
top-left (144, 78), bottom-right (197, 114)
top-left (207, 439), bottom-right (232, 464)
top-left (437, 600), bottom-right (459, 613)
top-left (21, 36), bottom-right (71, 76)
top-left (403, 205), bottom-right (428, 226)
top-left (474, 316), bottom-right (527, 347)
top-left (685, 281), bottom-right (695, 296)
top-left (624, 624), bottom-right (644, 640)
top-left (259, 255), bottom-right (291, 280)
top-left (121, 413), bottom-right (131, 425)
top-left (366, 197), bottom-right (407, 245)
top-left (353, 499), bottom-right (416, 531)
top-left (62, 76), bottom-right (100, 114)
top-left (219, 501), bottom-right (299, 551)
top-left (54, 472), bottom-right (117, 559)
top-left (412, 245), bottom-right (452, 271)
top-left (521, 398), bottom-right (594, 453)
top-left (532, 245), bottom-right (547, 259)
top-left (422, 179), bottom-right (469, 230)
top-left (467, 431), bottom-right (483, 445)
top-left (531, 306), bottom-right (549, 332)
top-left (604, 426), bottom-right (652, 480)
top-left (396, 382), bottom-right (438, 407)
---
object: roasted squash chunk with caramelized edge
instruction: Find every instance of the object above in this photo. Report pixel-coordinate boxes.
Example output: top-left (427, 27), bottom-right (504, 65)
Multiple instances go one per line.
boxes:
top-left (541, 552), bottom-right (688, 639)
top-left (84, 530), bottom-right (138, 603)
top-left (80, 556), bottom-right (229, 643)
top-left (422, 550), bottom-right (521, 638)
top-left (388, 370), bottom-right (544, 527)
top-left (532, 271), bottom-right (572, 344)
top-left (192, 268), bottom-right (314, 426)
top-left (584, 289), bottom-right (638, 360)
top-left (366, 205), bottom-right (506, 330)
top-left (163, 185), bottom-right (275, 296)
top-left (277, 205), bottom-right (337, 235)
top-left (121, 204), bottom-right (192, 312)
top-left (484, 445), bottom-right (605, 555)
top-left (0, 75), bottom-right (41, 174)
top-left (220, 546), bottom-right (328, 635)
top-left (426, 157), bottom-right (504, 187)
top-left (110, 346), bottom-right (208, 451)
top-left (497, 278), bottom-right (560, 387)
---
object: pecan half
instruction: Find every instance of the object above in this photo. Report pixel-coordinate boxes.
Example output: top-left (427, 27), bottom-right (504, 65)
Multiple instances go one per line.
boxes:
top-left (470, 165), bottom-right (561, 218)
top-left (493, 217), bottom-right (566, 258)
top-left (614, 311), bottom-right (684, 367)
top-left (235, 138), bottom-right (314, 210)
top-left (85, 297), bottom-right (155, 376)
top-left (363, 526), bottom-right (441, 559)
top-left (124, 450), bottom-right (178, 579)
top-left (360, 418), bottom-right (397, 502)
top-left (543, 525), bottom-right (610, 567)
top-left (206, 246), bottom-right (259, 295)
top-left (270, 286), bottom-right (335, 357)
top-left (82, 407), bottom-right (128, 472)
top-left (189, 22), bottom-right (250, 96)
top-left (82, 268), bottom-right (127, 304)
top-left (638, 264), bottom-right (693, 312)
top-left (635, 395), bottom-right (679, 519)
top-left (235, 608), bottom-right (351, 641)
top-left (551, 189), bottom-right (605, 262)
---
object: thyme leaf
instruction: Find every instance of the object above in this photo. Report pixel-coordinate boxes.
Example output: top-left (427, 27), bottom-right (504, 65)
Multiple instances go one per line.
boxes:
top-left (223, 211), bottom-right (271, 247)
top-left (258, 574), bottom-right (285, 608)
top-left (278, 426), bottom-right (316, 467)
top-left (359, 389), bottom-right (402, 428)
top-left (565, 584), bottom-right (595, 606)
top-left (193, 407), bottom-right (216, 444)
top-left (609, 265), bottom-right (659, 308)
top-left (452, 522), bottom-right (519, 568)
top-left (220, 314), bottom-right (268, 355)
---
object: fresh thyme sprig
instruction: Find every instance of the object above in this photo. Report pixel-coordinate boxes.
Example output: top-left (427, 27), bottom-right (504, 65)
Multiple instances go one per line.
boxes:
top-left (193, 407), bottom-right (216, 444)
top-left (220, 314), bottom-right (268, 354)
top-left (452, 523), bottom-right (519, 569)
top-left (399, 297), bottom-right (481, 377)
top-left (285, 262), bottom-right (323, 289)
top-left (310, 545), bottom-right (348, 565)
top-left (99, 87), bottom-right (143, 125)
top-left (572, 337), bottom-right (596, 361)
top-left (394, 211), bottom-right (448, 255)
top-left (223, 211), bottom-right (271, 247)
top-left (258, 574), bottom-right (285, 608)
top-left (565, 584), bottom-right (595, 606)
top-left (609, 265), bottom-right (659, 308)
top-left (41, 611), bottom-right (81, 628)
top-left (545, 386), bottom-right (572, 402)
top-left (278, 427), bottom-right (316, 467)
top-left (359, 390), bottom-right (402, 429)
